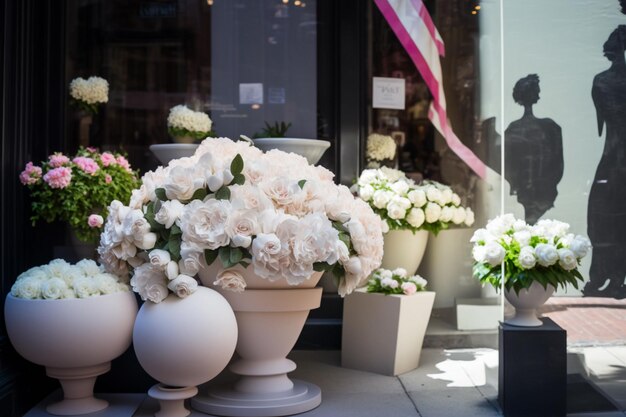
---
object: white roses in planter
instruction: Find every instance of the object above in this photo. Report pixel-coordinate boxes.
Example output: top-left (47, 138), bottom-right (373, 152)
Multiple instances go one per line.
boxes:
top-left (99, 137), bottom-right (385, 302)
top-left (354, 167), bottom-right (474, 234)
top-left (10, 259), bottom-right (129, 300)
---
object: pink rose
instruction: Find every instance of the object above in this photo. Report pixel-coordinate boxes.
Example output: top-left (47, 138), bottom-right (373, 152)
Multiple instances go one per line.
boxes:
top-left (43, 167), bottom-right (72, 189)
top-left (116, 156), bottom-right (131, 172)
top-left (100, 152), bottom-right (117, 166)
top-left (86, 147), bottom-right (98, 153)
top-left (73, 156), bottom-right (99, 175)
top-left (88, 214), bottom-right (104, 228)
top-left (105, 174), bottom-right (112, 184)
top-left (48, 153), bottom-right (70, 168)
top-left (19, 162), bottom-right (42, 185)
top-left (401, 282), bottom-right (417, 295)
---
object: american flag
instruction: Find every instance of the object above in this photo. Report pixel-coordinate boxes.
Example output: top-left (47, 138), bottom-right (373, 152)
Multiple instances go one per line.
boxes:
top-left (374, 0), bottom-right (487, 179)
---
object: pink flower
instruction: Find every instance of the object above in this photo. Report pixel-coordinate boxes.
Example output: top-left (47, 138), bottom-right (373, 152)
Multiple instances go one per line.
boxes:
top-left (43, 167), bottom-right (72, 189)
top-left (100, 152), bottom-right (117, 167)
top-left (86, 147), bottom-right (98, 153)
top-left (401, 282), bottom-right (417, 296)
top-left (116, 156), bottom-right (131, 172)
top-left (19, 162), bottom-right (42, 185)
top-left (105, 174), bottom-right (112, 184)
top-left (88, 214), bottom-right (104, 228)
top-left (48, 153), bottom-right (70, 168)
top-left (73, 156), bottom-right (99, 175)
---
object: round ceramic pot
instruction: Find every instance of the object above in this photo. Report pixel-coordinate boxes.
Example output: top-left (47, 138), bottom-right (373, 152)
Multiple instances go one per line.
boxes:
top-left (133, 287), bottom-right (238, 417)
top-left (504, 281), bottom-right (555, 327)
top-left (193, 264), bottom-right (323, 416)
top-left (4, 291), bottom-right (137, 415)
top-left (252, 138), bottom-right (331, 165)
top-left (381, 229), bottom-right (429, 275)
top-left (149, 144), bottom-right (199, 165)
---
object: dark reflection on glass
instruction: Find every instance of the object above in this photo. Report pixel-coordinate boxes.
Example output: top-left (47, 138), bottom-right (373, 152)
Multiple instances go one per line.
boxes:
top-left (504, 74), bottom-right (563, 224)
top-left (585, 25), bottom-right (626, 298)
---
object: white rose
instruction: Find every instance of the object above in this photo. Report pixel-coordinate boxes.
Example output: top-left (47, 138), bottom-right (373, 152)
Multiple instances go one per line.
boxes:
top-left (424, 202), bottom-right (442, 223)
top-left (225, 210), bottom-right (258, 248)
top-left (359, 184), bottom-right (375, 201)
top-left (179, 244), bottom-right (203, 276)
top-left (451, 193), bottom-right (461, 206)
top-left (513, 230), bottom-right (532, 247)
top-left (392, 267), bottom-right (407, 277)
top-left (386, 201), bottom-right (407, 220)
top-left (406, 208), bottom-right (425, 228)
top-left (388, 279), bottom-right (399, 289)
top-left (76, 259), bottom-right (101, 276)
top-left (12, 277), bottom-right (42, 299)
top-left (145, 281), bottom-right (169, 303)
top-left (484, 242), bottom-right (506, 267)
top-left (251, 233), bottom-right (285, 279)
top-left (439, 189), bottom-right (453, 205)
top-left (180, 199), bottom-right (231, 250)
top-left (558, 249), bottom-right (578, 271)
top-left (439, 206), bottom-right (454, 223)
top-left (518, 246), bottom-right (536, 269)
top-left (344, 256), bottom-right (362, 276)
top-left (535, 244), bottom-right (559, 267)
top-left (95, 273), bottom-right (119, 295)
top-left (407, 189), bottom-right (427, 207)
top-left (163, 166), bottom-right (204, 201)
top-left (452, 207), bottom-right (466, 225)
top-left (149, 249), bottom-right (171, 269)
top-left (372, 190), bottom-right (393, 209)
top-left (166, 261), bottom-right (179, 280)
top-left (213, 269), bottom-right (247, 292)
top-left (73, 276), bottom-right (96, 298)
top-left (425, 187), bottom-right (442, 203)
top-left (41, 278), bottom-right (67, 300)
top-left (464, 208), bottom-right (475, 226)
top-left (63, 288), bottom-right (76, 299)
top-left (381, 277), bottom-right (395, 287)
top-left (410, 275), bottom-right (428, 288)
top-left (130, 263), bottom-right (169, 303)
top-left (472, 245), bottom-right (487, 263)
top-left (569, 236), bottom-right (592, 259)
top-left (390, 180), bottom-right (410, 196)
top-left (380, 269), bottom-right (393, 279)
top-left (167, 274), bottom-right (198, 298)
top-left (155, 200), bottom-right (185, 229)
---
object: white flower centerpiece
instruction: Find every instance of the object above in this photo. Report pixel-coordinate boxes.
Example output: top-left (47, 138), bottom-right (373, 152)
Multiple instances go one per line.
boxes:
top-left (69, 76), bottom-right (109, 115)
top-left (471, 214), bottom-right (592, 326)
top-left (99, 136), bottom-right (384, 415)
top-left (354, 166), bottom-right (474, 274)
top-left (366, 133), bottom-right (396, 168)
top-left (4, 259), bottom-right (137, 415)
top-left (167, 104), bottom-right (215, 143)
top-left (366, 267), bottom-right (428, 296)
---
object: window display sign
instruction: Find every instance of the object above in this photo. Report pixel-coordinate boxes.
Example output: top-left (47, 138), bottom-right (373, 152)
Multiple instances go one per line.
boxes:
top-left (239, 83), bottom-right (264, 105)
top-left (373, 77), bottom-right (405, 110)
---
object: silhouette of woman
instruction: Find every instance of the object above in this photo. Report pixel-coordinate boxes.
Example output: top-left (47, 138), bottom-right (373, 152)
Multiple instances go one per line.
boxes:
top-left (504, 74), bottom-right (564, 224)
top-left (584, 26), bottom-right (626, 298)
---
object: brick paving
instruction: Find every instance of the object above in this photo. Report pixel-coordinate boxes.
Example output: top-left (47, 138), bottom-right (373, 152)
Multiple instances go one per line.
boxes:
top-left (539, 297), bottom-right (626, 346)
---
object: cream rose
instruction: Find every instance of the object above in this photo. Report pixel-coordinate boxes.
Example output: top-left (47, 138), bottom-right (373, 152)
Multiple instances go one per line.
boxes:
top-left (41, 277), bottom-right (67, 300)
top-left (213, 269), bottom-right (247, 292)
top-left (407, 189), bottom-right (427, 207)
top-left (167, 274), bottom-right (198, 298)
top-left (406, 208), bottom-right (425, 228)
top-left (149, 249), bottom-right (171, 268)
top-left (424, 202), bottom-right (442, 223)
top-left (558, 248), bottom-right (578, 271)
top-left (155, 200), bottom-right (185, 229)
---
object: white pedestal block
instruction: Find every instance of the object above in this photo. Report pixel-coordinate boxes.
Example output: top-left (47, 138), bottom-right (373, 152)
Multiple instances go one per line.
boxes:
top-left (455, 297), bottom-right (501, 330)
top-left (341, 289), bottom-right (435, 376)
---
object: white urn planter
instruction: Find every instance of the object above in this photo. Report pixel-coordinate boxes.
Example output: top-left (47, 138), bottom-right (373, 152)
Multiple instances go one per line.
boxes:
top-left (133, 287), bottom-right (238, 417)
top-left (341, 288), bottom-right (435, 376)
top-left (4, 291), bottom-right (137, 415)
top-left (193, 263), bottom-right (323, 417)
top-left (150, 144), bottom-right (199, 165)
top-left (381, 229), bottom-right (429, 275)
top-left (504, 282), bottom-right (555, 327)
top-left (252, 138), bottom-right (331, 165)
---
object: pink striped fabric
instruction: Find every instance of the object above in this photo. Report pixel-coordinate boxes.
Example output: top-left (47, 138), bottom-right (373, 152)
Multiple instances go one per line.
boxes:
top-left (374, 0), bottom-right (487, 179)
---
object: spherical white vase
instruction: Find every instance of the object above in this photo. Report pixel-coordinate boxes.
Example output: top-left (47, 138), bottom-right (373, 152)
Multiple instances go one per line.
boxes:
top-left (252, 138), bottom-right (331, 165)
top-left (381, 229), bottom-right (429, 275)
top-left (150, 144), bottom-right (199, 165)
top-left (133, 287), bottom-right (238, 417)
top-left (504, 281), bottom-right (555, 327)
top-left (4, 291), bottom-right (137, 415)
top-left (193, 264), bottom-right (323, 417)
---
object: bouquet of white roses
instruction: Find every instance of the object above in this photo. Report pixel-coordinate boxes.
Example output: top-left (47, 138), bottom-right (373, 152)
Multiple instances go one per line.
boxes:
top-left (366, 133), bottom-right (396, 165)
top-left (69, 76), bottom-right (109, 115)
top-left (366, 267), bottom-right (428, 295)
top-left (98, 137), bottom-right (385, 303)
top-left (354, 167), bottom-right (474, 235)
top-left (471, 214), bottom-right (592, 294)
top-left (167, 105), bottom-right (215, 141)
top-left (10, 259), bottom-right (130, 300)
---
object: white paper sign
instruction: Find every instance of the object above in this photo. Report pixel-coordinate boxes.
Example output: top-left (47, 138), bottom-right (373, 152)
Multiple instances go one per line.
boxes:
top-left (372, 77), bottom-right (405, 110)
top-left (239, 83), bottom-right (264, 104)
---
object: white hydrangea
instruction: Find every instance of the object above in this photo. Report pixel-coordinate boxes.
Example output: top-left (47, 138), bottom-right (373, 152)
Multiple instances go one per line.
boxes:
top-left (366, 134), bottom-right (396, 161)
top-left (167, 105), bottom-right (212, 134)
top-left (69, 76), bottom-right (109, 105)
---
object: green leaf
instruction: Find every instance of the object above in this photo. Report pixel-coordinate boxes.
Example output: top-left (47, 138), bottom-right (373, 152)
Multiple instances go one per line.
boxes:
top-left (169, 236), bottom-right (181, 261)
top-left (191, 188), bottom-right (208, 201)
top-left (155, 188), bottom-right (168, 201)
top-left (204, 249), bottom-right (219, 266)
top-left (219, 247), bottom-right (233, 268)
top-left (232, 173), bottom-right (246, 186)
top-left (170, 224), bottom-right (182, 235)
top-left (215, 186), bottom-right (231, 200)
top-left (298, 179), bottom-right (307, 189)
top-left (230, 154), bottom-right (244, 175)
top-left (230, 247), bottom-right (243, 265)
top-left (314, 262), bottom-right (333, 272)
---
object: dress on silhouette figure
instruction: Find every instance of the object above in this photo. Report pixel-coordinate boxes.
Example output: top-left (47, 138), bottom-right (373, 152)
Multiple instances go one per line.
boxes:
top-left (584, 25), bottom-right (626, 298)
top-left (504, 74), bottom-right (564, 225)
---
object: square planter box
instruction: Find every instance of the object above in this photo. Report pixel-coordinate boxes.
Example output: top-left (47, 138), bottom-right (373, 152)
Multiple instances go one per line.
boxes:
top-left (341, 289), bottom-right (435, 376)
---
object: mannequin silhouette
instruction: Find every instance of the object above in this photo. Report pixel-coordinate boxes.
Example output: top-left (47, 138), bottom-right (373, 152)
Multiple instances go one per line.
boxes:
top-left (584, 26), bottom-right (626, 298)
top-left (504, 74), bottom-right (564, 224)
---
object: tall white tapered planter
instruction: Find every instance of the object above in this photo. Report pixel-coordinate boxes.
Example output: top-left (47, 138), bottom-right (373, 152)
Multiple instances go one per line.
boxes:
top-left (193, 264), bottom-right (323, 417)
top-left (381, 229), bottom-right (429, 275)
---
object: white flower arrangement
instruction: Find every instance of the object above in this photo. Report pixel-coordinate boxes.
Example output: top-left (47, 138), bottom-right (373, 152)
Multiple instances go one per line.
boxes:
top-left (98, 137), bottom-right (385, 303)
top-left (167, 105), bottom-right (214, 140)
top-left (471, 214), bottom-right (592, 294)
top-left (10, 259), bottom-right (130, 300)
top-left (354, 167), bottom-right (474, 235)
top-left (366, 134), bottom-right (396, 162)
top-left (69, 76), bottom-right (109, 114)
top-left (366, 268), bottom-right (428, 295)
